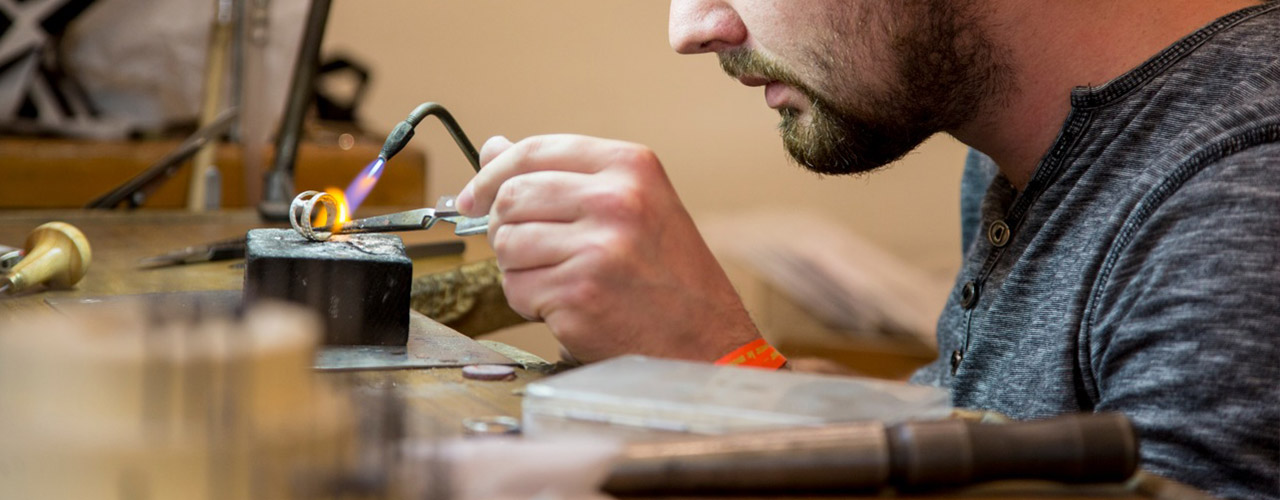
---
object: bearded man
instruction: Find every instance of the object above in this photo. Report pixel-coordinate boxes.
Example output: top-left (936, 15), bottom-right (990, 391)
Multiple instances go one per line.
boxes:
top-left (456, 1), bottom-right (1280, 498)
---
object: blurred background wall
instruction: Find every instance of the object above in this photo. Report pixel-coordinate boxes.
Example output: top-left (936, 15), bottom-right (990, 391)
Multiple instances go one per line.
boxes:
top-left (322, 1), bottom-right (967, 272)
top-left (320, 1), bottom-right (969, 359)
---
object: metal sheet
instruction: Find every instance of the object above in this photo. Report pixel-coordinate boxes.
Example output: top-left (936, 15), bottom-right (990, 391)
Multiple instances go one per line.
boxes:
top-left (316, 311), bottom-right (516, 371)
top-left (46, 291), bottom-right (515, 371)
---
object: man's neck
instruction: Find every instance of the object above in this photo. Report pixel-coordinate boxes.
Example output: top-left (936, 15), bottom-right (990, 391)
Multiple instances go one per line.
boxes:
top-left (951, 0), bottom-right (1262, 190)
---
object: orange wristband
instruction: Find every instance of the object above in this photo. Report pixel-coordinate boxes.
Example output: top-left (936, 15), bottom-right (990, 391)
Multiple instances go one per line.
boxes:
top-left (714, 338), bottom-right (787, 370)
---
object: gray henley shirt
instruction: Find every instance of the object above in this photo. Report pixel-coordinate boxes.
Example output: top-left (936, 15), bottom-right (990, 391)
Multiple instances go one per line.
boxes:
top-left (911, 4), bottom-right (1280, 499)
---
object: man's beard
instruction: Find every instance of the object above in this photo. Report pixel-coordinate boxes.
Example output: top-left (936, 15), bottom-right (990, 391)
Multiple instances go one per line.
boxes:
top-left (719, 2), bottom-right (1008, 176)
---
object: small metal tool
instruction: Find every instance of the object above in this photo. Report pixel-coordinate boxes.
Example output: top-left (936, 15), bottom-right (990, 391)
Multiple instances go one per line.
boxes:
top-left (289, 191), bottom-right (489, 242)
top-left (258, 0), bottom-right (332, 221)
top-left (0, 244), bottom-right (23, 273)
top-left (86, 108), bottom-right (239, 209)
top-left (136, 236), bottom-right (247, 268)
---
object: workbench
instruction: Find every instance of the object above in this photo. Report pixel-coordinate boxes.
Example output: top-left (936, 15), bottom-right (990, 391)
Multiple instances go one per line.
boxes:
top-left (0, 210), bottom-right (1153, 500)
top-left (0, 210), bottom-right (531, 433)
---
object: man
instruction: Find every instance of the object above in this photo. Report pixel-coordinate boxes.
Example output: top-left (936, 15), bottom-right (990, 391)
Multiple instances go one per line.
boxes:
top-left (457, 1), bottom-right (1279, 498)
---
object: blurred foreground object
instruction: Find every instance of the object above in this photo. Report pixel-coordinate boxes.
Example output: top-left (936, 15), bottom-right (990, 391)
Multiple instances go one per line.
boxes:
top-left (394, 438), bottom-right (619, 500)
top-left (0, 303), bottom-right (352, 499)
top-left (1, 222), bottom-right (91, 295)
top-left (604, 413), bottom-right (1139, 495)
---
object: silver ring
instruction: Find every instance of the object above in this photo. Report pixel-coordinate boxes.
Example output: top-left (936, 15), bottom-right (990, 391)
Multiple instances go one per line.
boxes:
top-left (289, 191), bottom-right (338, 242)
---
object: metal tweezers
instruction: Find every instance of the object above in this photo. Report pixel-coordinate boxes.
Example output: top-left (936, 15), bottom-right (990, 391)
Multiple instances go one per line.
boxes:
top-left (290, 191), bottom-right (489, 242)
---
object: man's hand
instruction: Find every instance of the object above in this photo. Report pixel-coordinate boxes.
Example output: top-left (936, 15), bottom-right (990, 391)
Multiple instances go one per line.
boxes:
top-left (457, 135), bottom-right (761, 363)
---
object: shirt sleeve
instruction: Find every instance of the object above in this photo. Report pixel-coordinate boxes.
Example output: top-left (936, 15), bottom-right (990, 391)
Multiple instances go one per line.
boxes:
top-left (1087, 143), bottom-right (1280, 500)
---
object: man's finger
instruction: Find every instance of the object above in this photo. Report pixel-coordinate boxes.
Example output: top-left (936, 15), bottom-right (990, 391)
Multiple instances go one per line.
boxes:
top-left (458, 135), bottom-right (629, 217)
top-left (479, 135), bottom-right (514, 166)
top-left (489, 220), bottom-right (581, 272)
top-left (488, 170), bottom-right (595, 227)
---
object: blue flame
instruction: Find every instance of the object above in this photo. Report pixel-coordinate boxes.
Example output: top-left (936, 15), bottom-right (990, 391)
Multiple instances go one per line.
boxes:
top-left (343, 158), bottom-right (386, 214)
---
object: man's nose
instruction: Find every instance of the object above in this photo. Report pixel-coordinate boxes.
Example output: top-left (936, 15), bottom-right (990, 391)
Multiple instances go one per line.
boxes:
top-left (669, 0), bottom-right (747, 54)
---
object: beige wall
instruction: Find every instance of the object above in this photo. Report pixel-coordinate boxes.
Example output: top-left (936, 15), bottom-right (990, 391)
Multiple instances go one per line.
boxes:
top-left (323, 1), bottom-right (970, 358)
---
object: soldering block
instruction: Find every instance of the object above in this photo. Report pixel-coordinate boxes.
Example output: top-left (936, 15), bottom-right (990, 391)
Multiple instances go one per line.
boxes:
top-left (243, 228), bottom-right (411, 346)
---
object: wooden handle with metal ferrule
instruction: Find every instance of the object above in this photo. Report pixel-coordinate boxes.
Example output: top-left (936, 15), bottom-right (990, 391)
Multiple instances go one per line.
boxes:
top-left (2, 222), bottom-right (92, 294)
top-left (887, 412), bottom-right (1139, 487)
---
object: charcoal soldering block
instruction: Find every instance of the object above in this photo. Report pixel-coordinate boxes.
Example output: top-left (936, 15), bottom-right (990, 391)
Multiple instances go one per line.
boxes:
top-left (243, 228), bottom-right (412, 346)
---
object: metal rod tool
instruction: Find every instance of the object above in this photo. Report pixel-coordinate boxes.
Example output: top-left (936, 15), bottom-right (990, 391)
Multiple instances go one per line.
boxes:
top-left (259, 0), bottom-right (332, 221)
top-left (86, 108), bottom-right (238, 209)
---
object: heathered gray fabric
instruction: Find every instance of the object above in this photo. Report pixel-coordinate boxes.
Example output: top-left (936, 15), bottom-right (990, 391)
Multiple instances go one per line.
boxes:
top-left (910, 4), bottom-right (1280, 499)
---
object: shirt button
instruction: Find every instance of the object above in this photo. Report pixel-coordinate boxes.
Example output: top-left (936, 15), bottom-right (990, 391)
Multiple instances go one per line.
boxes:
top-left (960, 281), bottom-right (979, 309)
top-left (988, 220), bottom-right (1012, 247)
top-left (950, 349), bottom-right (964, 374)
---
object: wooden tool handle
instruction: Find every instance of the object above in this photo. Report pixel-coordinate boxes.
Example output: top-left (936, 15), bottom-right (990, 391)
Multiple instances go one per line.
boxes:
top-left (888, 412), bottom-right (1139, 487)
top-left (3, 222), bottom-right (92, 293)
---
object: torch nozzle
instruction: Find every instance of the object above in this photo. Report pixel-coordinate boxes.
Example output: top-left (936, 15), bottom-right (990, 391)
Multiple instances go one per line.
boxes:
top-left (378, 120), bottom-right (416, 163)
top-left (376, 103), bottom-right (481, 172)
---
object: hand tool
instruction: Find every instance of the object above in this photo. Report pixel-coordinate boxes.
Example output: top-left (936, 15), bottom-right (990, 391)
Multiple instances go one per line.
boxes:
top-left (186, 0), bottom-right (236, 212)
top-left (235, 0), bottom-right (273, 207)
top-left (289, 190), bottom-right (489, 242)
top-left (86, 108), bottom-right (239, 209)
top-left (136, 236), bottom-right (247, 268)
top-left (603, 412), bottom-right (1138, 495)
top-left (258, 0), bottom-right (332, 221)
top-left (1, 222), bottom-right (91, 295)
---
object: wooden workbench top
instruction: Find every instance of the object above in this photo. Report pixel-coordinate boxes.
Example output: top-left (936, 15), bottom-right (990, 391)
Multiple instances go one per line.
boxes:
top-left (0, 209), bottom-right (526, 434)
top-left (0, 210), bottom-right (1150, 499)
top-left (0, 209), bottom-right (488, 313)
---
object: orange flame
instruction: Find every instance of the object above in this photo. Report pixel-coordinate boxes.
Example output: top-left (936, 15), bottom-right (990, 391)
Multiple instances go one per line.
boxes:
top-left (311, 187), bottom-right (350, 232)
top-left (312, 158), bottom-right (384, 232)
